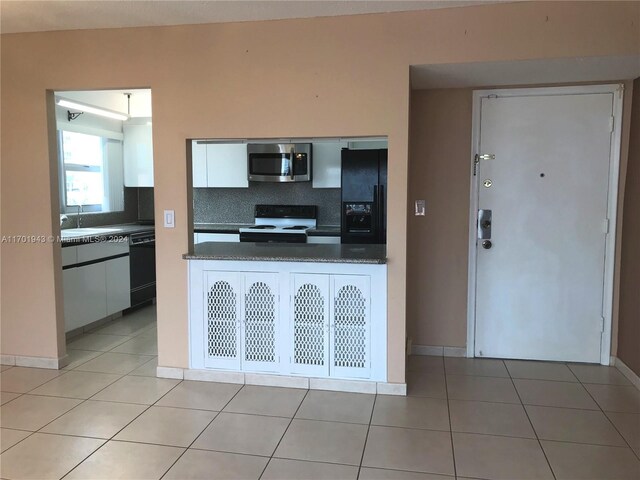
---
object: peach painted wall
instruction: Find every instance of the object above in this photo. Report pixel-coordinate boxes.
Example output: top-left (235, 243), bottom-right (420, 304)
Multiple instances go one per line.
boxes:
top-left (408, 88), bottom-right (472, 347)
top-left (618, 77), bottom-right (640, 376)
top-left (1, 2), bottom-right (639, 382)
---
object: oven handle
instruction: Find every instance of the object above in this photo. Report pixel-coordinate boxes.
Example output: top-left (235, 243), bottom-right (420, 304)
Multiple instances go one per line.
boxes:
top-left (290, 147), bottom-right (295, 180)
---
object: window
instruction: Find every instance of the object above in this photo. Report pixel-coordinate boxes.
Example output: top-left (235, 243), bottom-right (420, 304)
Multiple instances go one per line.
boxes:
top-left (61, 131), bottom-right (104, 210)
top-left (59, 130), bottom-right (124, 213)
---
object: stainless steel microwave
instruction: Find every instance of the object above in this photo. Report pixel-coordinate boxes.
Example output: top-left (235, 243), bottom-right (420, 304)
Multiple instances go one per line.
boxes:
top-left (247, 143), bottom-right (312, 182)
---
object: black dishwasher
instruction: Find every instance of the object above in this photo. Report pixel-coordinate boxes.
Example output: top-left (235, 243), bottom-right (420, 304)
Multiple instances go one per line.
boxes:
top-left (129, 231), bottom-right (156, 307)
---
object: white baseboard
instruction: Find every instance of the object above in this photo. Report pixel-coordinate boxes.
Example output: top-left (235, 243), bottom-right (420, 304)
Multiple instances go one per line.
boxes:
top-left (156, 366), bottom-right (184, 380)
top-left (377, 382), bottom-right (407, 396)
top-left (411, 344), bottom-right (467, 357)
top-left (612, 356), bottom-right (640, 390)
top-left (246, 373), bottom-right (309, 389)
top-left (1, 354), bottom-right (67, 369)
top-left (309, 377), bottom-right (376, 394)
top-left (169, 368), bottom-right (404, 395)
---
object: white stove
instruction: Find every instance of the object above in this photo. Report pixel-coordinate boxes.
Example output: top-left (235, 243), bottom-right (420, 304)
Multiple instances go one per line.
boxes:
top-left (239, 205), bottom-right (317, 243)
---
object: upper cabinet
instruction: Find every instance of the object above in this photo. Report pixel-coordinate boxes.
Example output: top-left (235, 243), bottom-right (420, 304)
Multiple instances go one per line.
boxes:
top-left (192, 141), bottom-right (248, 188)
top-left (312, 141), bottom-right (347, 189)
top-left (124, 118), bottom-right (153, 187)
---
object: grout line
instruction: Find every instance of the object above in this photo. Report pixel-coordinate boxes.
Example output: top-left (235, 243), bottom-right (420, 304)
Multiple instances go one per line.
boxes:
top-left (579, 374), bottom-right (640, 462)
top-left (506, 363), bottom-right (558, 480)
top-left (258, 388), bottom-right (310, 480)
top-left (158, 380), bottom-right (246, 479)
top-left (443, 366), bottom-right (458, 479)
top-left (356, 392), bottom-right (377, 478)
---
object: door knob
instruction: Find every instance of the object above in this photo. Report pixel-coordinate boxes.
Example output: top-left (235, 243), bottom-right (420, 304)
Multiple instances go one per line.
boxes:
top-left (482, 240), bottom-right (492, 249)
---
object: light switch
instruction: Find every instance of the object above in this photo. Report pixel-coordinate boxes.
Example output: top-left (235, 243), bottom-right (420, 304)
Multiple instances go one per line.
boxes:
top-left (164, 210), bottom-right (175, 228)
top-left (415, 200), bottom-right (426, 216)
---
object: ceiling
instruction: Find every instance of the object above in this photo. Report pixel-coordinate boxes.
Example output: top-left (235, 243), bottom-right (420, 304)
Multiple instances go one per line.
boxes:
top-left (1, 0), bottom-right (499, 34)
top-left (411, 55), bottom-right (640, 89)
top-left (57, 89), bottom-right (152, 117)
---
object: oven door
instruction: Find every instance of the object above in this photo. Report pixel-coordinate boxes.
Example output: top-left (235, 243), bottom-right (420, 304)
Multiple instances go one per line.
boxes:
top-left (248, 144), bottom-right (311, 182)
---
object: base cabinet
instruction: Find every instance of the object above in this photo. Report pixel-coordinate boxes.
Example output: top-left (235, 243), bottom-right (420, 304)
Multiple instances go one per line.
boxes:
top-left (63, 242), bottom-right (130, 333)
top-left (191, 261), bottom-right (385, 382)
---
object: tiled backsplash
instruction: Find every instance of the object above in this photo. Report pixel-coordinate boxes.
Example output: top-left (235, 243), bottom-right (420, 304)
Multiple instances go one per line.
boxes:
top-left (194, 183), bottom-right (341, 225)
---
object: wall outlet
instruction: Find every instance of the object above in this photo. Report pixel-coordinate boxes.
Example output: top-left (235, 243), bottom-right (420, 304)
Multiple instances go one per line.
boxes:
top-left (164, 210), bottom-right (175, 228)
top-left (415, 200), bottom-right (426, 216)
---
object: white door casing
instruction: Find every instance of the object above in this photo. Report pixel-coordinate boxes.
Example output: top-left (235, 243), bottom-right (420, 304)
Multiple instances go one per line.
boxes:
top-left (467, 85), bottom-right (623, 365)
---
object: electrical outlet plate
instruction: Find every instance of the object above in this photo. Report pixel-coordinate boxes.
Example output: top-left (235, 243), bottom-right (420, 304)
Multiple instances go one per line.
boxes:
top-left (415, 200), bottom-right (426, 216)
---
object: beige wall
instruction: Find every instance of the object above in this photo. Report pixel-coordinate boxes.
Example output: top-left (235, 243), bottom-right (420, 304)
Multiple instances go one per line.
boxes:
top-left (1, 2), bottom-right (639, 382)
top-left (618, 77), bottom-right (640, 376)
top-left (408, 89), bottom-right (472, 347)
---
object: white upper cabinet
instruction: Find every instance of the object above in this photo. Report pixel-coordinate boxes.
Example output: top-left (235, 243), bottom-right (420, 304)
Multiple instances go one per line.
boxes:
top-left (192, 141), bottom-right (208, 188)
top-left (206, 143), bottom-right (248, 188)
top-left (123, 118), bottom-right (153, 187)
top-left (312, 141), bottom-right (347, 189)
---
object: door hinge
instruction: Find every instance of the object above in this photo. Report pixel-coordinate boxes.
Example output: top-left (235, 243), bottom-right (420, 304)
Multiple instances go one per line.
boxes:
top-left (609, 116), bottom-right (615, 133)
top-left (600, 316), bottom-right (605, 332)
top-left (617, 83), bottom-right (625, 99)
top-left (603, 218), bottom-right (610, 234)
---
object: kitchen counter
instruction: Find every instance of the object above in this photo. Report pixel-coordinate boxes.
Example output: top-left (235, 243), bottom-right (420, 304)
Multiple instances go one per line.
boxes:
top-left (61, 223), bottom-right (154, 246)
top-left (194, 223), bottom-right (341, 237)
top-left (184, 242), bottom-right (386, 264)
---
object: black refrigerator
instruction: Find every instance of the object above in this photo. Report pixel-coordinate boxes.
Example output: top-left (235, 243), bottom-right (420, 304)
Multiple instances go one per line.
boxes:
top-left (341, 148), bottom-right (388, 244)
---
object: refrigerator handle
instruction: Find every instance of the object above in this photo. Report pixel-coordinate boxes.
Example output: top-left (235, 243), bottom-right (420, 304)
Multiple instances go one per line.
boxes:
top-left (378, 184), bottom-right (384, 242)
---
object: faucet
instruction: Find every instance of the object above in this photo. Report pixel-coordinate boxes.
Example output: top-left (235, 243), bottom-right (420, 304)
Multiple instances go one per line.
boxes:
top-left (76, 204), bottom-right (83, 228)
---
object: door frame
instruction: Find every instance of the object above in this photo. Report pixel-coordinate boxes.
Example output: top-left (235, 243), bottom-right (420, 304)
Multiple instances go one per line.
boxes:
top-left (466, 84), bottom-right (624, 365)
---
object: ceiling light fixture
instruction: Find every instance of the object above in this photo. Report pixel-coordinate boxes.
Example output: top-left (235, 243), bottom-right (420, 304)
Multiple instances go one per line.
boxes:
top-left (56, 97), bottom-right (129, 121)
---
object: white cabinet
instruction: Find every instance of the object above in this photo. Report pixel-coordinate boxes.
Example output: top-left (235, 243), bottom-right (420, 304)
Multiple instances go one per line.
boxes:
top-left (291, 274), bottom-right (371, 379)
top-left (62, 241), bottom-right (131, 332)
top-left (195, 232), bottom-right (240, 244)
top-left (207, 143), bottom-right (248, 188)
top-left (190, 261), bottom-right (384, 382)
top-left (312, 141), bottom-right (347, 188)
top-left (124, 119), bottom-right (153, 187)
top-left (192, 142), bottom-right (208, 188)
top-left (204, 272), bottom-right (242, 370)
top-left (106, 256), bottom-right (131, 315)
top-left (241, 273), bottom-right (280, 372)
top-left (190, 142), bottom-right (248, 188)
top-left (330, 275), bottom-right (371, 379)
top-left (307, 236), bottom-right (341, 245)
top-left (74, 262), bottom-right (108, 331)
top-left (291, 274), bottom-right (330, 376)
top-left (203, 271), bottom-right (279, 372)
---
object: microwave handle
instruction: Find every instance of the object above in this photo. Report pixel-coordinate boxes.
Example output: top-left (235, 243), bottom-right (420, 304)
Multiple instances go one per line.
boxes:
top-left (290, 147), bottom-right (295, 180)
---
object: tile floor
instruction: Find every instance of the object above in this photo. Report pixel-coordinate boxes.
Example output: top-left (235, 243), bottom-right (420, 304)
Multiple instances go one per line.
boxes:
top-left (1, 307), bottom-right (639, 479)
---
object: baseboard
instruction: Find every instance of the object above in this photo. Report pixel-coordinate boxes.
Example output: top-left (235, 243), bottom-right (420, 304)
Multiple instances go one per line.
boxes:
top-left (156, 366), bottom-right (184, 380)
top-left (165, 367), bottom-right (404, 395)
top-left (612, 356), bottom-right (640, 390)
top-left (411, 344), bottom-right (467, 357)
top-left (1, 354), bottom-right (67, 369)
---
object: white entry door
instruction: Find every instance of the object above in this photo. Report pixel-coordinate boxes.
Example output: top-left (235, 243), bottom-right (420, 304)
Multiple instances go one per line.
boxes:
top-left (473, 87), bottom-right (619, 363)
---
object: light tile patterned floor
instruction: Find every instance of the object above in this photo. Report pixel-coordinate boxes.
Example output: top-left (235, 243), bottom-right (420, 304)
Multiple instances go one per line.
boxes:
top-left (0, 305), bottom-right (639, 479)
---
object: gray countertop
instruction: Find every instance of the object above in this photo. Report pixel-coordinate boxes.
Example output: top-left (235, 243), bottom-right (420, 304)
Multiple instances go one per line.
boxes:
top-left (194, 223), bottom-right (341, 236)
top-left (184, 242), bottom-right (386, 264)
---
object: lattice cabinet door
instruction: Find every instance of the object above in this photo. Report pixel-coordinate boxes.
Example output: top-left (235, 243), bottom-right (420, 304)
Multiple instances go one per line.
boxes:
top-left (241, 273), bottom-right (279, 372)
top-left (330, 275), bottom-right (371, 379)
top-left (204, 272), bottom-right (241, 370)
top-left (290, 274), bottom-right (330, 376)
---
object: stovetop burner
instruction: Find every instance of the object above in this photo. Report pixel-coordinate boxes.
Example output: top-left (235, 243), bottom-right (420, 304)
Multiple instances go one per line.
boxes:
top-left (283, 225), bottom-right (308, 230)
top-left (249, 225), bottom-right (276, 229)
